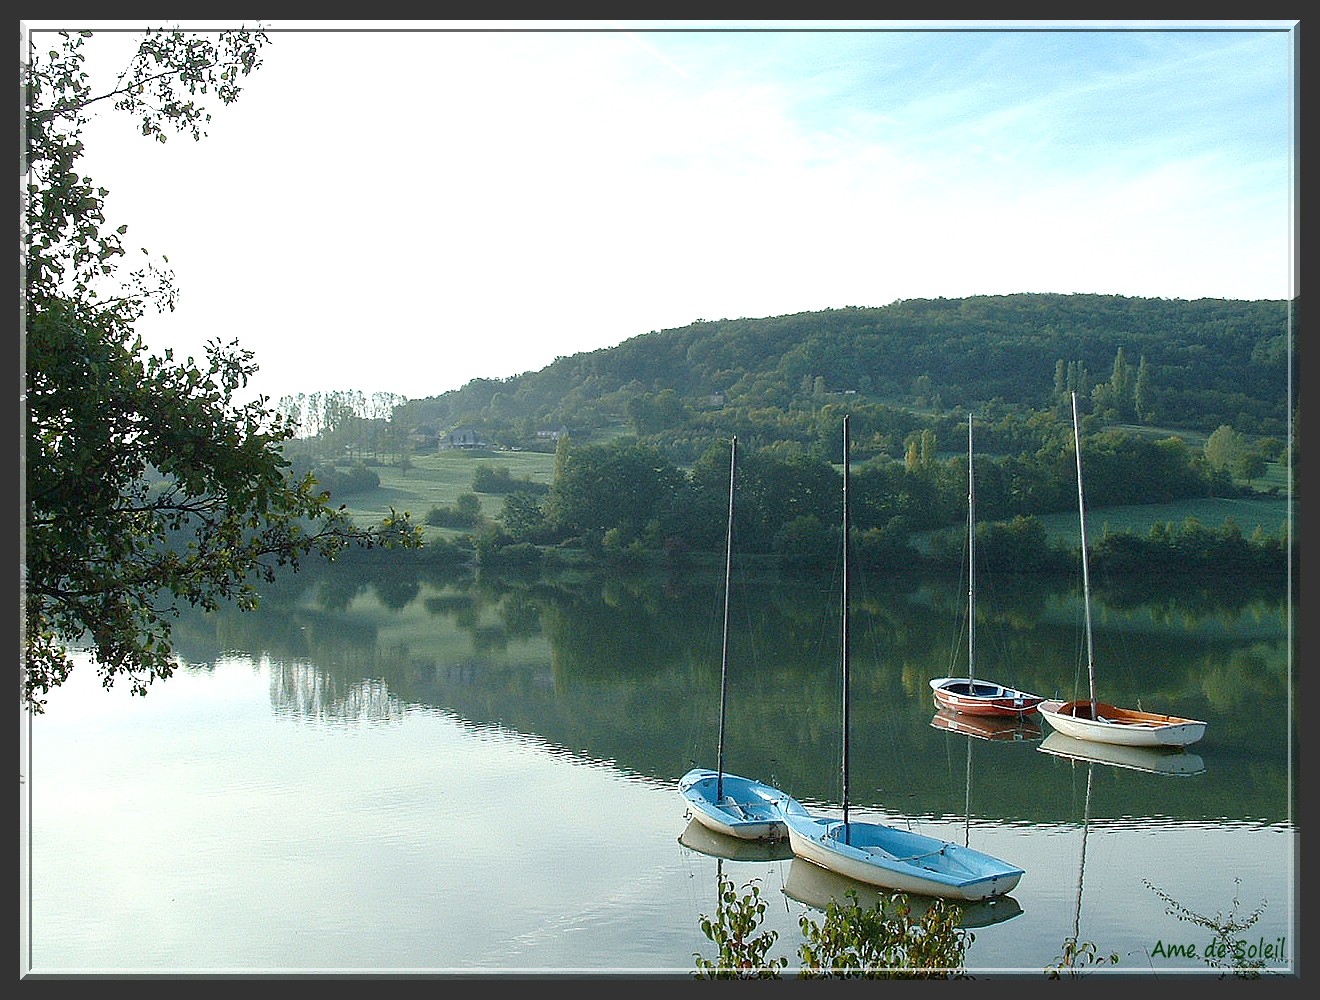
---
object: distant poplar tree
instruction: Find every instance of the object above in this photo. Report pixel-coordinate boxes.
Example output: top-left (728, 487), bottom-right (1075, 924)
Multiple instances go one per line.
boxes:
top-left (1066, 361), bottom-right (1091, 402)
top-left (920, 428), bottom-right (937, 467)
top-left (1109, 347), bottom-right (1135, 421)
top-left (1134, 355), bottom-right (1154, 423)
top-left (553, 431), bottom-right (572, 483)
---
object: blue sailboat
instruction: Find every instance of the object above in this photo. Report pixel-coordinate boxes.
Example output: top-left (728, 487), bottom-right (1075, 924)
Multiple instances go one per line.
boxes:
top-left (783, 416), bottom-right (1025, 902)
top-left (680, 436), bottom-right (796, 841)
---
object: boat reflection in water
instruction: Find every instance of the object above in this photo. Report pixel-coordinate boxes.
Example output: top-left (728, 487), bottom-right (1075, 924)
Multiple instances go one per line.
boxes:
top-left (783, 857), bottom-right (1023, 930)
top-left (1037, 731), bottom-right (1206, 776)
top-left (1039, 727), bottom-right (1205, 962)
top-left (930, 708), bottom-right (1042, 743)
top-left (678, 816), bottom-right (795, 862)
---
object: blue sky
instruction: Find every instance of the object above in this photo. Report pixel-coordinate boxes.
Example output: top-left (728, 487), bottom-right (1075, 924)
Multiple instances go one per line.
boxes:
top-left (23, 20), bottom-right (1297, 403)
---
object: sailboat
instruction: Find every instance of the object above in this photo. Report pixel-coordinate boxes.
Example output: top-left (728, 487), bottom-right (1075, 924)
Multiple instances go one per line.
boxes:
top-left (930, 414), bottom-right (1045, 718)
top-left (680, 436), bottom-right (797, 841)
top-left (782, 416), bottom-right (1025, 902)
top-left (1037, 394), bottom-right (1208, 748)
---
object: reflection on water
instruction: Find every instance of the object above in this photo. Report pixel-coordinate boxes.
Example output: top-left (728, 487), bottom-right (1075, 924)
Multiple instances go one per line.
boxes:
top-left (782, 857), bottom-right (1024, 930)
top-left (930, 708), bottom-right (1043, 743)
top-left (678, 817), bottom-right (794, 862)
top-left (1037, 731), bottom-right (1206, 776)
top-left (43, 557), bottom-right (1282, 976)
top-left (26, 644), bottom-right (1296, 976)
top-left (168, 559), bottom-right (1291, 828)
top-left (270, 661), bottom-right (410, 724)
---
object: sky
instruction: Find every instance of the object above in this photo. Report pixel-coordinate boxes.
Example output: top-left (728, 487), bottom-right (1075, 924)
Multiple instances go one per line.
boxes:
top-left (22, 19), bottom-right (1298, 406)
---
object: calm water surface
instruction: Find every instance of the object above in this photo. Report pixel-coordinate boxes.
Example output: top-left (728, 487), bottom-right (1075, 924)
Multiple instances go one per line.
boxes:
top-left (22, 564), bottom-right (1297, 978)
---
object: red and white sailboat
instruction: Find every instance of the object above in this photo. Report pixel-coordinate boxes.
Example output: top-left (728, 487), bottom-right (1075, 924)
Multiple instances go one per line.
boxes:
top-left (930, 414), bottom-right (1044, 719)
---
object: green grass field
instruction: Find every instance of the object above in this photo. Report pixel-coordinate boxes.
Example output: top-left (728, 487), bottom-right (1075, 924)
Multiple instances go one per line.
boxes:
top-left (344, 449), bottom-right (557, 541)
top-left (1036, 494), bottom-right (1293, 546)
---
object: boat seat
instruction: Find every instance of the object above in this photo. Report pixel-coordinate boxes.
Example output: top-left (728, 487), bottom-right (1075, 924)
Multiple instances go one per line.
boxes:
top-left (828, 826), bottom-right (941, 863)
top-left (721, 798), bottom-right (767, 820)
top-left (859, 843), bottom-right (948, 864)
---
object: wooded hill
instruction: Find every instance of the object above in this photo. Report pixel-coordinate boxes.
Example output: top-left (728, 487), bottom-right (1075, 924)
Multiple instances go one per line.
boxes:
top-left (393, 293), bottom-right (1293, 457)
top-left (280, 293), bottom-right (1294, 581)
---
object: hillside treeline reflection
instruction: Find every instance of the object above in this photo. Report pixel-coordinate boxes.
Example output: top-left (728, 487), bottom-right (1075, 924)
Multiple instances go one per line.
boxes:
top-left (168, 556), bottom-right (1293, 827)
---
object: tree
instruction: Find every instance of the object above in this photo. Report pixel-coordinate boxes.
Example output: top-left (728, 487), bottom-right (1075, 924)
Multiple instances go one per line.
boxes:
top-left (1108, 345), bottom-right (1134, 421)
top-left (1133, 354), bottom-right (1154, 423)
top-left (500, 491), bottom-right (550, 543)
top-left (903, 428), bottom-right (937, 472)
top-left (1052, 359), bottom-right (1067, 406)
top-left (1203, 424), bottom-right (1246, 476)
top-left (913, 373), bottom-right (934, 407)
top-left (1234, 449), bottom-right (1268, 486)
top-left (22, 28), bottom-right (421, 712)
top-left (773, 514), bottom-right (836, 574)
top-left (546, 440), bottom-right (691, 543)
top-left (1065, 361), bottom-right (1091, 406)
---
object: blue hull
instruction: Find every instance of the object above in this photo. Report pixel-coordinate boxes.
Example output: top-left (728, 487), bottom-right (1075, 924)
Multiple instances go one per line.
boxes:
top-left (679, 768), bottom-right (796, 841)
top-left (783, 801), bottom-right (1023, 902)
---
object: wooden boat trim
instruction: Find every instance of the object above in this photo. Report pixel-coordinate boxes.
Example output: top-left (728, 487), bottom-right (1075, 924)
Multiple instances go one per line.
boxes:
top-left (1049, 699), bottom-right (1207, 729)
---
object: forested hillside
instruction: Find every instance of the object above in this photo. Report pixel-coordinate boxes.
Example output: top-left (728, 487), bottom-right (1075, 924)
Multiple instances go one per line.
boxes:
top-left (391, 293), bottom-right (1292, 455)
top-left (275, 292), bottom-right (1294, 581)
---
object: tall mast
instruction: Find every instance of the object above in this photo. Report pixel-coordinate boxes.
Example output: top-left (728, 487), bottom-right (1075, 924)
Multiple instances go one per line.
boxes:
top-left (967, 413), bottom-right (976, 682)
top-left (841, 416), bottom-right (851, 839)
top-left (1071, 393), bottom-right (1098, 717)
top-left (715, 436), bottom-right (736, 802)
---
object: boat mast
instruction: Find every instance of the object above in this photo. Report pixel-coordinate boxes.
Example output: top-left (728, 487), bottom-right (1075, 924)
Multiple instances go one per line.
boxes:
top-left (715, 436), bottom-right (736, 803)
top-left (1070, 393), bottom-right (1098, 719)
top-left (967, 413), bottom-right (975, 683)
top-left (841, 416), bottom-right (851, 840)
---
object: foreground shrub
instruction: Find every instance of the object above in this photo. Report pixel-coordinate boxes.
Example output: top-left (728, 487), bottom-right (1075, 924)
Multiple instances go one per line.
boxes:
top-left (693, 874), bottom-right (970, 979)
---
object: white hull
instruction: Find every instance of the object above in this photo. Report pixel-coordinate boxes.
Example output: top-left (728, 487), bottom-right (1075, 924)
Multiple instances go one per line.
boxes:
top-left (782, 803), bottom-right (1022, 902)
top-left (679, 768), bottom-right (792, 841)
top-left (1038, 700), bottom-right (1206, 748)
top-left (782, 857), bottom-right (1024, 928)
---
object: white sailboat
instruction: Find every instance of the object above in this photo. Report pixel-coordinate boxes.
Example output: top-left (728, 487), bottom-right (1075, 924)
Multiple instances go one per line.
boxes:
top-left (1038, 393), bottom-right (1208, 748)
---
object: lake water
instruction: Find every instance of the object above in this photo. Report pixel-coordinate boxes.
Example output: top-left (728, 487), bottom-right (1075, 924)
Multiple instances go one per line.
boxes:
top-left (20, 562), bottom-right (1297, 978)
